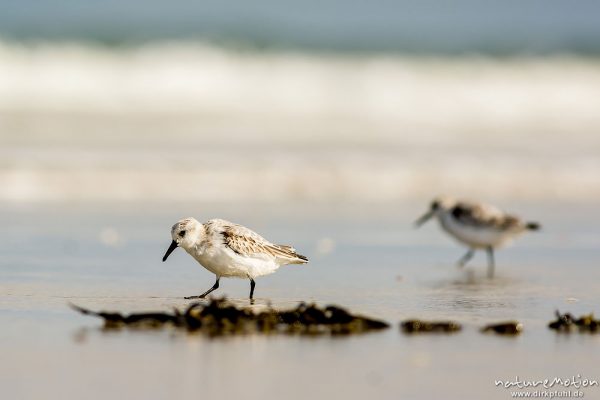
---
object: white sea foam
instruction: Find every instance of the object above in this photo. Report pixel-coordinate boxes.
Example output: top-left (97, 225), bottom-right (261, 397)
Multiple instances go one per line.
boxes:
top-left (1, 40), bottom-right (599, 123)
top-left (1, 40), bottom-right (599, 203)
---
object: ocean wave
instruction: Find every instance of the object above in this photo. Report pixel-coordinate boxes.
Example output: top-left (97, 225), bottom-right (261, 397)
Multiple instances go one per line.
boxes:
top-left (1, 40), bottom-right (599, 124)
top-left (1, 40), bottom-right (599, 203)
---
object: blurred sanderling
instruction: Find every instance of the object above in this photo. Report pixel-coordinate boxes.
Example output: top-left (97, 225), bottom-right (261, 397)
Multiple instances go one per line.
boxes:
top-left (162, 218), bottom-right (308, 300)
top-left (415, 196), bottom-right (540, 278)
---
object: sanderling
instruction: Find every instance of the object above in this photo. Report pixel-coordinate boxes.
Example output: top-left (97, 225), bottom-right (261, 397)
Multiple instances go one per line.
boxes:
top-left (415, 196), bottom-right (540, 278)
top-left (162, 218), bottom-right (308, 300)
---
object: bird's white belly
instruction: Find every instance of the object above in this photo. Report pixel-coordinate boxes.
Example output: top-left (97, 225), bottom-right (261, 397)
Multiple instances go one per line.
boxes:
top-left (439, 216), bottom-right (513, 248)
top-left (188, 245), bottom-right (281, 279)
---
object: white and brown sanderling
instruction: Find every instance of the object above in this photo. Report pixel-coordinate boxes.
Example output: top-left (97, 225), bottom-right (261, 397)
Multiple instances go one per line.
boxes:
top-left (162, 218), bottom-right (308, 300)
top-left (415, 196), bottom-right (540, 278)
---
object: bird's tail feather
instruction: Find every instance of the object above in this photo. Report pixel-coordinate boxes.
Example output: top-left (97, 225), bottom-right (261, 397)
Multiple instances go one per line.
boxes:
top-left (292, 253), bottom-right (309, 263)
top-left (276, 244), bottom-right (309, 264)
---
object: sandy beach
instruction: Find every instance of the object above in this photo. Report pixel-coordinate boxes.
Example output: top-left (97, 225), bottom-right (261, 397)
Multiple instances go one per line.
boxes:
top-left (1, 201), bottom-right (599, 399)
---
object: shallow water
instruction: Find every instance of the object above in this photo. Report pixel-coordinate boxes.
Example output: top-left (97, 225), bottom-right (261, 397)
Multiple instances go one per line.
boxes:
top-left (1, 202), bottom-right (599, 399)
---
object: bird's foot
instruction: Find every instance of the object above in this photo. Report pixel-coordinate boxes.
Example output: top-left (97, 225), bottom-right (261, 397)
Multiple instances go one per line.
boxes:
top-left (184, 295), bottom-right (205, 300)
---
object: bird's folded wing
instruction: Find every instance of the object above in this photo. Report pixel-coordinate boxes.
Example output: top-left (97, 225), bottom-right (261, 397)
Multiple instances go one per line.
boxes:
top-left (222, 224), bottom-right (302, 260)
top-left (452, 203), bottom-right (521, 230)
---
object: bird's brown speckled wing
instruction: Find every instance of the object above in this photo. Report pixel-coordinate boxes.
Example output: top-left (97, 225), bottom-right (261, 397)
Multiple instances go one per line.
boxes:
top-left (220, 223), bottom-right (308, 263)
top-left (451, 202), bottom-right (522, 231)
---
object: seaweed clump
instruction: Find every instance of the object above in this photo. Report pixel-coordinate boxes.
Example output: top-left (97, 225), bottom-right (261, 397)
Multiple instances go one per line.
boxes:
top-left (277, 303), bottom-right (390, 335)
top-left (548, 311), bottom-right (600, 333)
top-left (70, 299), bottom-right (390, 337)
top-left (400, 319), bottom-right (462, 333)
top-left (481, 321), bottom-right (523, 335)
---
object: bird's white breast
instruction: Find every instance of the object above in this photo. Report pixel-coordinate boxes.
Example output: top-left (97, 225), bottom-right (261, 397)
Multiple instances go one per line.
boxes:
top-left (186, 239), bottom-right (282, 279)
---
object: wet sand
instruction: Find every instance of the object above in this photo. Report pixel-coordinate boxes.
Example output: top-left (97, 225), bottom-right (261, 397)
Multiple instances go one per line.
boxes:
top-left (1, 202), bottom-right (599, 399)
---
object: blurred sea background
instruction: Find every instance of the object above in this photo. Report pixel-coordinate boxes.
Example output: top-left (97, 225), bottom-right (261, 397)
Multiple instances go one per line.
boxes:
top-left (1, 0), bottom-right (600, 204)
top-left (2, 2), bottom-right (600, 400)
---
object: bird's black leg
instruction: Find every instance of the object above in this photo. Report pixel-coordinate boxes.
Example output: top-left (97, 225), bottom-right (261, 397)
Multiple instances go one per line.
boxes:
top-left (249, 277), bottom-right (256, 300)
top-left (457, 248), bottom-right (475, 268)
top-left (185, 276), bottom-right (220, 299)
top-left (486, 247), bottom-right (495, 278)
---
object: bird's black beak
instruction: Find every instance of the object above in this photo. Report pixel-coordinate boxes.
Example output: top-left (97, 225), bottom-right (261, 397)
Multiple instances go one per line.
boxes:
top-left (415, 209), bottom-right (434, 228)
top-left (162, 240), bottom-right (179, 262)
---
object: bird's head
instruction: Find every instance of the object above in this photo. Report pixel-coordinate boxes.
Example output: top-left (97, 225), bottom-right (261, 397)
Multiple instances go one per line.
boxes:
top-left (162, 217), bottom-right (202, 261)
top-left (415, 196), bottom-right (456, 227)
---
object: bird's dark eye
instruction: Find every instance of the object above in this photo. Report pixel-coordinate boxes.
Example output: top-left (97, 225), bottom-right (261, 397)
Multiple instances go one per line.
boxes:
top-left (431, 201), bottom-right (439, 210)
top-left (178, 230), bottom-right (186, 237)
